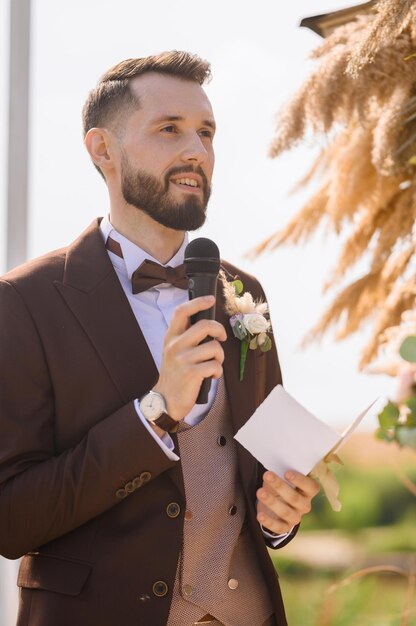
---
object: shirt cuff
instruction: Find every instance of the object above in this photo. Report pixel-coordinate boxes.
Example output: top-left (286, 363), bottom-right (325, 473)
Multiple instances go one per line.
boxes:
top-left (134, 399), bottom-right (180, 461)
top-left (260, 524), bottom-right (294, 547)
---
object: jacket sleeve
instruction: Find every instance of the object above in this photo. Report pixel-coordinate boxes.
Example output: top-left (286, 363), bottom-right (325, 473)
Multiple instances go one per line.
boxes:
top-left (0, 279), bottom-right (176, 559)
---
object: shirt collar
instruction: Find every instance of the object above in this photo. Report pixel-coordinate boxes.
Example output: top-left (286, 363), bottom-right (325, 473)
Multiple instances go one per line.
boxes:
top-left (100, 214), bottom-right (189, 280)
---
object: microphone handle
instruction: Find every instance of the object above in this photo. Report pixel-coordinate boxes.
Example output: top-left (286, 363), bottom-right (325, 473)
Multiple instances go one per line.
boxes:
top-left (188, 274), bottom-right (218, 404)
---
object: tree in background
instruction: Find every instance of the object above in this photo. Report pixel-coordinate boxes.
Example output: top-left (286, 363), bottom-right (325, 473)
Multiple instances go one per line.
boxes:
top-left (253, 0), bottom-right (416, 453)
top-left (255, 0), bottom-right (416, 372)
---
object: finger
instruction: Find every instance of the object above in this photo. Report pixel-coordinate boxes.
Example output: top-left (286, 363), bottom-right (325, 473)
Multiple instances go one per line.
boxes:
top-left (194, 360), bottom-right (224, 380)
top-left (263, 470), bottom-right (319, 502)
top-left (168, 296), bottom-right (216, 336)
top-left (256, 509), bottom-right (293, 535)
top-left (284, 470), bottom-right (320, 498)
top-left (185, 340), bottom-right (225, 366)
top-left (257, 488), bottom-right (302, 526)
top-left (180, 319), bottom-right (227, 347)
top-left (261, 472), bottom-right (304, 508)
top-left (260, 474), bottom-right (313, 516)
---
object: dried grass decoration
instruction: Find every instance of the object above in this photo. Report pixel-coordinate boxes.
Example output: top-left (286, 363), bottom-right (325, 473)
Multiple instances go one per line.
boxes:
top-left (255, 0), bottom-right (416, 369)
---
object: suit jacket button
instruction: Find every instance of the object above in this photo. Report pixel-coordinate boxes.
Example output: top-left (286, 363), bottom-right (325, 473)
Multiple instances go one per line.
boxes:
top-left (132, 476), bottom-right (143, 489)
top-left (228, 578), bottom-right (239, 590)
top-left (140, 471), bottom-right (152, 483)
top-left (116, 488), bottom-right (127, 499)
top-left (184, 510), bottom-right (193, 521)
top-left (228, 505), bottom-right (237, 516)
top-left (125, 481), bottom-right (134, 493)
top-left (166, 502), bottom-right (181, 518)
top-left (153, 581), bottom-right (168, 597)
top-left (217, 435), bottom-right (227, 446)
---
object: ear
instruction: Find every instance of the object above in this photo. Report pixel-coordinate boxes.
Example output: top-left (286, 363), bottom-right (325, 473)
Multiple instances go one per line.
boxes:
top-left (84, 128), bottom-right (115, 173)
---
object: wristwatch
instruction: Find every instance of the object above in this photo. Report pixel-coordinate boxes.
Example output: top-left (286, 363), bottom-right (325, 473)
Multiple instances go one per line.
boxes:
top-left (139, 390), bottom-right (179, 433)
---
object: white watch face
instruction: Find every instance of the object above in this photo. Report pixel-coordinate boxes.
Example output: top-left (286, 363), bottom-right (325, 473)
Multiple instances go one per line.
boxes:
top-left (140, 392), bottom-right (165, 421)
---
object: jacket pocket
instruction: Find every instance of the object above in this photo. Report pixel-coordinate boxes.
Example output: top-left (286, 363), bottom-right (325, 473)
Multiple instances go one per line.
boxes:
top-left (17, 553), bottom-right (92, 596)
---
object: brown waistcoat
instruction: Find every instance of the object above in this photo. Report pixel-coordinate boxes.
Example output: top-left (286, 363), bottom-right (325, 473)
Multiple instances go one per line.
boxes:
top-left (167, 378), bottom-right (273, 626)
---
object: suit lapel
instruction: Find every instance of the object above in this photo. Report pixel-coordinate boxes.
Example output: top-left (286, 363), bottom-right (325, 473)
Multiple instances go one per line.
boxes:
top-left (54, 219), bottom-right (159, 405)
top-left (54, 223), bottom-right (256, 495)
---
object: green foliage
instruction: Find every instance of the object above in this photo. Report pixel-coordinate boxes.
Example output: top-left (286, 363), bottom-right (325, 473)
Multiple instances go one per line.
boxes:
top-left (378, 401), bottom-right (400, 428)
top-left (399, 335), bottom-right (416, 362)
top-left (376, 398), bottom-right (416, 449)
top-left (301, 467), bottom-right (416, 534)
top-left (279, 574), bottom-right (410, 626)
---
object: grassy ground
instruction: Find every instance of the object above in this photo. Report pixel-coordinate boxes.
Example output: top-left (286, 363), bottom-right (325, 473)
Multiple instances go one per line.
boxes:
top-left (269, 434), bottom-right (416, 626)
top-left (279, 574), bottom-right (414, 626)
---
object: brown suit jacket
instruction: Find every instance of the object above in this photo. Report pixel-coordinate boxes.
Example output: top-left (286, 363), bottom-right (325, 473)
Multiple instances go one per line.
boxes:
top-left (0, 219), bottom-right (293, 626)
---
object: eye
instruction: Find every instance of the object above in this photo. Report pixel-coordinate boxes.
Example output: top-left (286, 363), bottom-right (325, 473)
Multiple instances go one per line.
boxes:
top-left (199, 129), bottom-right (214, 139)
top-left (161, 125), bottom-right (177, 133)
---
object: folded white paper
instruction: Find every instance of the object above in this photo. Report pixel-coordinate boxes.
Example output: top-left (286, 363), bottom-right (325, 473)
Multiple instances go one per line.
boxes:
top-left (234, 384), bottom-right (378, 479)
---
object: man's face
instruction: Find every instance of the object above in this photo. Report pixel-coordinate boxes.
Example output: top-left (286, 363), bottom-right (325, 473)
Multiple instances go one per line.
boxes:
top-left (116, 72), bottom-right (215, 231)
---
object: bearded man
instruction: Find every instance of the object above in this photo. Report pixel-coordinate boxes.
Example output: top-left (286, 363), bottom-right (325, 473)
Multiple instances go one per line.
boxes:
top-left (0, 51), bottom-right (319, 626)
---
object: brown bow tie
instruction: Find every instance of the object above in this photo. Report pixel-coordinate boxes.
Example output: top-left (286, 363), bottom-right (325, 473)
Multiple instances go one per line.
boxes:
top-left (106, 236), bottom-right (188, 294)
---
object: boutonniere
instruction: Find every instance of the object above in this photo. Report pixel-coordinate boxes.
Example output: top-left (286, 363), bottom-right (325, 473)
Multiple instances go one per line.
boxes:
top-left (220, 270), bottom-right (273, 381)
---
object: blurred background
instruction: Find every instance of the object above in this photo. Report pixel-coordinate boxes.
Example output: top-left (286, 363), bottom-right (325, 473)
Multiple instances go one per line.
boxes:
top-left (1, 1), bottom-right (414, 624)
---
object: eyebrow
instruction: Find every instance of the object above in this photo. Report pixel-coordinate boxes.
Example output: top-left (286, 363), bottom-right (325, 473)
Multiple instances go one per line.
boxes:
top-left (152, 115), bottom-right (216, 131)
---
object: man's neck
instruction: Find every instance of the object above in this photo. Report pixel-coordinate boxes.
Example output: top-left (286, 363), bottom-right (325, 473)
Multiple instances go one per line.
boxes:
top-left (109, 208), bottom-right (185, 265)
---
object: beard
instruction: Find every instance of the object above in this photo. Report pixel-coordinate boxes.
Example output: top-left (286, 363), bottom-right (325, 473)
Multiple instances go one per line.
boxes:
top-left (120, 154), bottom-right (211, 231)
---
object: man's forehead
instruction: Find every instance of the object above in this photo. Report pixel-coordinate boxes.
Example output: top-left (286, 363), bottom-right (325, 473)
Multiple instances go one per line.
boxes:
top-left (130, 72), bottom-right (214, 120)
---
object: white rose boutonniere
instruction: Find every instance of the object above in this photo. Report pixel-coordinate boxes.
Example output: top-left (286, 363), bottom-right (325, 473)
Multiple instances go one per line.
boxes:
top-left (220, 270), bottom-right (273, 381)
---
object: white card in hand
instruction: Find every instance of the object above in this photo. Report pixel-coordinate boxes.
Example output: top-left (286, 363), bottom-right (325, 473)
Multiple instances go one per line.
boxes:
top-left (234, 385), bottom-right (372, 479)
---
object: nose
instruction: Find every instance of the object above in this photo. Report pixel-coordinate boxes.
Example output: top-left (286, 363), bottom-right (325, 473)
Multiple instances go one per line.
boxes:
top-left (180, 131), bottom-right (208, 166)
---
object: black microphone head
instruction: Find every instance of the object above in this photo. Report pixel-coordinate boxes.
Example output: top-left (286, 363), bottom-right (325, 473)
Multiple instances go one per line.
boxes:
top-left (184, 237), bottom-right (220, 275)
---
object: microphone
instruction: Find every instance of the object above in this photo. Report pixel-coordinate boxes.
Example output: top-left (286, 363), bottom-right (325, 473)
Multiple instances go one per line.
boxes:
top-left (184, 237), bottom-right (221, 404)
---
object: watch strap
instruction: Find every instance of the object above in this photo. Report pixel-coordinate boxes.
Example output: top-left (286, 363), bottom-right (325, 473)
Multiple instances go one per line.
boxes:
top-left (153, 412), bottom-right (180, 433)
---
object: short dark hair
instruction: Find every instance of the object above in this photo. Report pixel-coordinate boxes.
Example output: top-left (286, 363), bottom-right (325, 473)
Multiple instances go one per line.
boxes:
top-left (82, 51), bottom-right (211, 179)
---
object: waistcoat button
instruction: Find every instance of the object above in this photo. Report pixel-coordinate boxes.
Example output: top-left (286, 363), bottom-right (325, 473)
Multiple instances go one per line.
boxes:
top-left (184, 509), bottom-right (193, 521)
top-left (228, 505), bottom-right (237, 516)
top-left (153, 581), bottom-right (169, 597)
top-left (217, 435), bottom-right (227, 446)
top-left (166, 502), bottom-right (181, 518)
top-left (228, 578), bottom-right (239, 590)
top-left (183, 584), bottom-right (193, 596)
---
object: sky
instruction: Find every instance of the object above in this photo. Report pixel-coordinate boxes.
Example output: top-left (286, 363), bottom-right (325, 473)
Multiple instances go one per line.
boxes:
top-left (0, 0), bottom-right (396, 434)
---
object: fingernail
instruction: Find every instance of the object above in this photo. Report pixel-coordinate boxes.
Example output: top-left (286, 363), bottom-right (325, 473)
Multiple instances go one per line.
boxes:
top-left (285, 471), bottom-right (295, 480)
top-left (265, 473), bottom-right (274, 483)
top-left (204, 295), bottom-right (215, 301)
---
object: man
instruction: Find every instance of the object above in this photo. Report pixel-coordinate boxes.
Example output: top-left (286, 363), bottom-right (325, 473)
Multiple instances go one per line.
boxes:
top-left (0, 51), bottom-right (319, 626)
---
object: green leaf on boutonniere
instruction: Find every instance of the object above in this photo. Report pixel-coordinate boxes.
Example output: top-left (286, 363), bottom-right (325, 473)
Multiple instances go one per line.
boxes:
top-left (239, 339), bottom-right (249, 381)
top-left (232, 279), bottom-right (244, 295)
top-left (233, 320), bottom-right (247, 340)
top-left (259, 335), bottom-right (272, 352)
top-left (399, 336), bottom-right (416, 362)
top-left (249, 336), bottom-right (258, 350)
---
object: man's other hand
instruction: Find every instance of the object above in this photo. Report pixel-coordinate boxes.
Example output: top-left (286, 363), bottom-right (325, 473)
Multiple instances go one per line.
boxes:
top-left (256, 470), bottom-right (320, 535)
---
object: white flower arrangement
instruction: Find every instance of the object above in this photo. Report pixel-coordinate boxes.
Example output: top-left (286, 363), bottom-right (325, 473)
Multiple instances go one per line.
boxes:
top-left (220, 270), bottom-right (273, 380)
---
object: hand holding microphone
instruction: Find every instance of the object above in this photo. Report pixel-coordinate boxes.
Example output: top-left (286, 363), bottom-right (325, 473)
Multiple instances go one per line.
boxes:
top-left (152, 238), bottom-right (224, 421)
